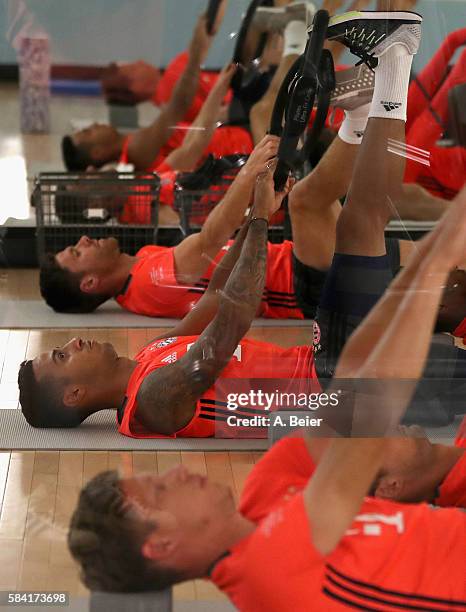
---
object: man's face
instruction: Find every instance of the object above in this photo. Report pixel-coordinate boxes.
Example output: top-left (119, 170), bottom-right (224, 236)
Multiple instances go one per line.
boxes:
top-left (121, 465), bottom-right (235, 535)
top-left (32, 337), bottom-right (119, 402)
top-left (375, 425), bottom-right (436, 501)
top-left (56, 236), bottom-right (120, 279)
top-left (72, 123), bottom-right (119, 150)
top-left (383, 425), bottom-right (434, 472)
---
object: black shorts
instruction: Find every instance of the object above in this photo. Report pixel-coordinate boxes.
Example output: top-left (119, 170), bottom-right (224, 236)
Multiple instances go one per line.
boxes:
top-left (293, 237), bottom-right (401, 320)
top-left (313, 244), bottom-right (466, 425)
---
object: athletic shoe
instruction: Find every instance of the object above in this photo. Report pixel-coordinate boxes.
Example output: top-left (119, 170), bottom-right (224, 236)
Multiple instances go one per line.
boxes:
top-left (317, 10), bottom-right (422, 68)
top-left (330, 64), bottom-right (374, 110)
top-left (253, 1), bottom-right (316, 31)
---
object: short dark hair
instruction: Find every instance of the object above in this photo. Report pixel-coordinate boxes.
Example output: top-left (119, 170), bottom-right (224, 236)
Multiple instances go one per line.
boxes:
top-left (61, 135), bottom-right (93, 171)
top-left (68, 471), bottom-right (184, 592)
top-left (39, 253), bottom-right (110, 313)
top-left (18, 359), bottom-right (84, 428)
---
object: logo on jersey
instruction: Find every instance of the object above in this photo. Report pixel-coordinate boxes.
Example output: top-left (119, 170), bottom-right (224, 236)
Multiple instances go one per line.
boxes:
top-left (313, 321), bottom-right (322, 353)
top-left (187, 342), bottom-right (243, 362)
top-left (161, 352), bottom-right (178, 364)
top-left (153, 337), bottom-right (178, 350)
top-left (346, 511), bottom-right (405, 537)
top-left (381, 101), bottom-right (402, 112)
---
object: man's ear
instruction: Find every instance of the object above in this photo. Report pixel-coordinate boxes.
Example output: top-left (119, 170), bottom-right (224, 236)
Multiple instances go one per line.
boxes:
top-left (80, 274), bottom-right (99, 294)
top-left (63, 385), bottom-right (86, 408)
top-left (142, 531), bottom-right (178, 563)
top-left (374, 476), bottom-right (403, 500)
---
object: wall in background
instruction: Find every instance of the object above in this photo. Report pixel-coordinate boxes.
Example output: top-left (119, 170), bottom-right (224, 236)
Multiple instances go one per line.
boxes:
top-left (0, 1), bottom-right (465, 71)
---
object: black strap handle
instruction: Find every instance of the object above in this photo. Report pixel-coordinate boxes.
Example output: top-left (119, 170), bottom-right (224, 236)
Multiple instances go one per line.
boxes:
top-left (301, 49), bottom-right (335, 163)
top-left (269, 55), bottom-right (303, 137)
top-left (231, 0), bottom-right (273, 93)
top-left (272, 9), bottom-right (332, 191)
top-left (206, 0), bottom-right (223, 35)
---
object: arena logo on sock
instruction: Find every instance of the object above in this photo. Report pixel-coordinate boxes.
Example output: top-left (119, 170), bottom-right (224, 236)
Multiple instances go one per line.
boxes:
top-left (381, 101), bottom-right (402, 112)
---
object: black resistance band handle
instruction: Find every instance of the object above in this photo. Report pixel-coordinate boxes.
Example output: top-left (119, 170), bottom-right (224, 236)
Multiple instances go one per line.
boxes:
top-left (206, 0), bottom-right (222, 35)
top-left (273, 10), bottom-right (330, 191)
top-left (300, 48), bottom-right (335, 164)
top-left (231, 0), bottom-right (273, 93)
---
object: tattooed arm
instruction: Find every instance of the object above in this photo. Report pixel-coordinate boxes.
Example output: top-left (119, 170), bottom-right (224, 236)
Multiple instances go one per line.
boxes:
top-left (134, 171), bottom-right (279, 435)
top-left (150, 174), bottom-right (293, 341)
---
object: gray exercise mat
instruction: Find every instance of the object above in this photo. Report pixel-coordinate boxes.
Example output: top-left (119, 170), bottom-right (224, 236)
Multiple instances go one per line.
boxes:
top-left (0, 409), bottom-right (269, 451)
top-left (0, 408), bottom-right (459, 451)
top-left (0, 299), bottom-right (312, 329)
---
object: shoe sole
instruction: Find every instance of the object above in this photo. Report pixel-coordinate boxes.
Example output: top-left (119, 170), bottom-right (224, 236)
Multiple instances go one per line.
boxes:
top-left (319, 10), bottom-right (423, 58)
top-left (327, 10), bottom-right (423, 27)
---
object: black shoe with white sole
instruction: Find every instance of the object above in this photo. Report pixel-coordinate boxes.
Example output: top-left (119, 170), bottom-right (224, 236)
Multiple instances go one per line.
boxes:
top-left (313, 10), bottom-right (422, 68)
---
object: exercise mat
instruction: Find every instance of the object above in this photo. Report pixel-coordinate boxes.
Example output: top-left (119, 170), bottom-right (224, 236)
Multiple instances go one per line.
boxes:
top-left (0, 300), bottom-right (312, 329)
top-left (0, 409), bottom-right (269, 451)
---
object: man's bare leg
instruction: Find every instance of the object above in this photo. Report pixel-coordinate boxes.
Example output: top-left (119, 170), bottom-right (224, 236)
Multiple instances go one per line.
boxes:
top-left (311, 11), bottom-right (424, 378)
top-left (394, 183), bottom-right (449, 221)
top-left (250, 53), bottom-right (301, 143)
top-left (289, 94), bottom-right (371, 270)
top-left (336, 37), bottom-right (417, 256)
top-left (337, 116), bottom-right (406, 256)
top-left (289, 139), bottom-right (356, 271)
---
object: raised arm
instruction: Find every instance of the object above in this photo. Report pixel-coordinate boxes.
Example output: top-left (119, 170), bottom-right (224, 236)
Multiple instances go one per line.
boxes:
top-left (163, 63), bottom-right (238, 172)
top-left (134, 170), bottom-right (283, 435)
top-left (173, 135), bottom-right (280, 283)
top-left (304, 186), bottom-right (466, 556)
top-left (128, 15), bottom-right (215, 170)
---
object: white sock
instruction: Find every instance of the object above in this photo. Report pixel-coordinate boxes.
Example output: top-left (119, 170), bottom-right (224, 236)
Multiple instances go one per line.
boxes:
top-left (284, 20), bottom-right (307, 57)
top-left (338, 103), bottom-right (371, 145)
top-left (369, 45), bottom-right (413, 122)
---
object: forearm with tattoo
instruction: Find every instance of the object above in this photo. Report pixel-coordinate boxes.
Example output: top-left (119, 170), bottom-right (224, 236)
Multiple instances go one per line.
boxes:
top-left (221, 218), bottom-right (269, 317)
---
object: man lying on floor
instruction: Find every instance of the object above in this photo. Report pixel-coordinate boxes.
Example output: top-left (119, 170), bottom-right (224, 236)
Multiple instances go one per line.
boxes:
top-left (61, 2), bottom-right (317, 177)
top-left (19, 11), bottom-right (466, 436)
top-left (67, 97), bottom-right (466, 612)
top-left (42, 117), bottom-right (465, 329)
top-left (60, 1), bottom-right (355, 231)
top-left (100, 1), bottom-right (230, 123)
top-left (58, 2), bottom-right (318, 226)
top-left (68, 430), bottom-right (466, 604)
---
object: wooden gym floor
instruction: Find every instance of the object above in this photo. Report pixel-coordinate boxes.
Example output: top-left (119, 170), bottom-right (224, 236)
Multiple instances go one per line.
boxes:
top-left (0, 269), bottom-right (311, 601)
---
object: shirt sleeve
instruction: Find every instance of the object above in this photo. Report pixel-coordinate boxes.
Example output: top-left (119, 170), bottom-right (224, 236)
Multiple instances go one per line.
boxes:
top-left (239, 437), bottom-right (316, 522)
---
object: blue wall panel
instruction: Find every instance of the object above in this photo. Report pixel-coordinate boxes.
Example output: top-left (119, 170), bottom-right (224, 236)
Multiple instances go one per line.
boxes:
top-left (0, 1), bottom-right (465, 70)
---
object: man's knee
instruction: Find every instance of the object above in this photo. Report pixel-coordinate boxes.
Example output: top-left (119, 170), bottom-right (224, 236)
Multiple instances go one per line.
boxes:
top-left (336, 206), bottom-right (386, 245)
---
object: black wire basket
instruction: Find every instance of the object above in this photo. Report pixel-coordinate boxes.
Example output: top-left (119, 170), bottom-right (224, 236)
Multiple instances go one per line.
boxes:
top-left (173, 155), bottom-right (291, 241)
top-left (33, 171), bottom-right (160, 259)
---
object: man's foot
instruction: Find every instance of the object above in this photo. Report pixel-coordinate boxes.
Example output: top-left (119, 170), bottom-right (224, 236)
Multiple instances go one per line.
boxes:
top-left (331, 64), bottom-right (374, 110)
top-left (319, 10), bottom-right (422, 67)
top-left (253, 1), bottom-right (316, 31)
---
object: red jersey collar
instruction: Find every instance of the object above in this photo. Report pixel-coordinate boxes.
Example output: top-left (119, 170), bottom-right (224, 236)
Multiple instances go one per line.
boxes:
top-left (453, 317), bottom-right (466, 341)
top-left (434, 451), bottom-right (466, 508)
